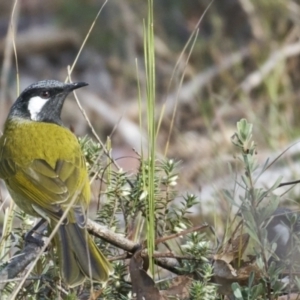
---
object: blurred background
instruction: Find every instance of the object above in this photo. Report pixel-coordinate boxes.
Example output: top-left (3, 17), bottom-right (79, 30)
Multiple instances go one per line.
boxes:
top-left (0, 0), bottom-right (300, 221)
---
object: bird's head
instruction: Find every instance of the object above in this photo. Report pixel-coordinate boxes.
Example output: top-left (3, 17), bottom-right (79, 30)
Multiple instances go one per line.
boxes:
top-left (8, 80), bottom-right (88, 125)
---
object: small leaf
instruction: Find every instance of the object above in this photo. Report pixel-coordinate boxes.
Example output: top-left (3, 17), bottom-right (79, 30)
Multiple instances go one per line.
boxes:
top-left (129, 248), bottom-right (161, 300)
top-left (232, 282), bottom-right (243, 299)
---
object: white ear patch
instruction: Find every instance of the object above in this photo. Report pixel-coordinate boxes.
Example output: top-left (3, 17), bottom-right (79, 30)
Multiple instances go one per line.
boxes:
top-left (28, 96), bottom-right (49, 121)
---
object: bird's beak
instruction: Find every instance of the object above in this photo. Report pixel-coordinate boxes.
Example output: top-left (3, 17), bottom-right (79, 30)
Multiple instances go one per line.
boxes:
top-left (66, 82), bottom-right (89, 92)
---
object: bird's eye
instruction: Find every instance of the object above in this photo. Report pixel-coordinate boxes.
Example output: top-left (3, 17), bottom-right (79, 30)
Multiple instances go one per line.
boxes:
top-left (40, 90), bottom-right (50, 99)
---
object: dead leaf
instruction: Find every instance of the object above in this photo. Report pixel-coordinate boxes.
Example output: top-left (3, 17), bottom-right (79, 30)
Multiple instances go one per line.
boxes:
top-left (160, 276), bottom-right (192, 299)
top-left (213, 233), bottom-right (263, 296)
top-left (213, 259), bottom-right (237, 279)
top-left (129, 248), bottom-right (162, 300)
top-left (215, 233), bottom-right (249, 264)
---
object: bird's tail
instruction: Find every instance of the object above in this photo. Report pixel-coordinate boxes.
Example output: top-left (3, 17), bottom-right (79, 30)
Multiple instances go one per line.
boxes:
top-left (54, 223), bottom-right (113, 287)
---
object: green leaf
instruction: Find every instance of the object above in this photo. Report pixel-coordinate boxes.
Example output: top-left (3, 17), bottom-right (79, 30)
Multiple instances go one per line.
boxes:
top-left (251, 283), bottom-right (264, 299)
top-left (258, 195), bottom-right (279, 223)
top-left (232, 282), bottom-right (244, 299)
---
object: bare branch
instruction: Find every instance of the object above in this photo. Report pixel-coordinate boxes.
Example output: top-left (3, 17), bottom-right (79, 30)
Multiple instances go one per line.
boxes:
top-left (240, 40), bottom-right (300, 93)
top-left (164, 46), bottom-right (251, 116)
top-left (0, 218), bottom-right (186, 287)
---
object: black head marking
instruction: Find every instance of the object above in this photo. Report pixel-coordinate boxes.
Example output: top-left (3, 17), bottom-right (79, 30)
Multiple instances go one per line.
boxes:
top-left (8, 80), bottom-right (88, 125)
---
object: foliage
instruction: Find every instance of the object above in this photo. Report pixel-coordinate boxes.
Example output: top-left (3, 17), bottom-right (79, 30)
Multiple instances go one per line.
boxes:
top-left (222, 119), bottom-right (300, 299)
top-left (1, 0), bottom-right (300, 298)
top-left (231, 272), bottom-right (265, 300)
top-left (1, 120), bottom-right (300, 299)
top-left (0, 133), bottom-right (214, 299)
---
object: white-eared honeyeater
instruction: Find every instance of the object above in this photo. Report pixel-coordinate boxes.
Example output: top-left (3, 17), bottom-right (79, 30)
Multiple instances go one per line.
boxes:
top-left (0, 80), bottom-right (113, 287)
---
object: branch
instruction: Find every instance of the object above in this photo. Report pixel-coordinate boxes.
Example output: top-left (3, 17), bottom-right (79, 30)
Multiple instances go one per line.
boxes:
top-left (163, 46), bottom-right (251, 116)
top-left (0, 223), bottom-right (46, 289)
top-left (87, 219), bottom-right (137, 252)
top-left (87, 219), bottom-right (183, 274)
top-left (240, 40), bottom-right (300, 93)
top-left (0, 218), bottom-right (186, 287)
top-left (0, 242), bottom-right (41, 287)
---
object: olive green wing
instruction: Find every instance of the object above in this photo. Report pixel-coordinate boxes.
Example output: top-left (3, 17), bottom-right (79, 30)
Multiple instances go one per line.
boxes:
top-left (0, 157), bottom-right (88, 225)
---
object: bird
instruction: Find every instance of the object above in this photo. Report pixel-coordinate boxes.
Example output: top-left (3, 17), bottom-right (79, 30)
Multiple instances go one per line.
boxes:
top-left (0, 80), bottom-right (113, 287)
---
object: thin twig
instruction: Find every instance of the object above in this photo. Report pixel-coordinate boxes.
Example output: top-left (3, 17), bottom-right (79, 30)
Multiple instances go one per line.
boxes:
top-left (155, 224), bottom-right (209, 245)
top-left (9, 182), bottom-right (88, 299)
top-left (0, 0), bottom-right (20, 125)
top-left (162, 0), bottom-right (214, 156)
top-left (67, 68), bottom-right (122, 173)
top-left (163, 46), bottom-right (251, 116)
top-left (65, 0), bottom-right (108, 80)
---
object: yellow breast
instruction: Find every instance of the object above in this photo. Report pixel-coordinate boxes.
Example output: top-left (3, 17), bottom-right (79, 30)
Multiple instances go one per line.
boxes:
top-left (0, 118), bottom-right (91, 218)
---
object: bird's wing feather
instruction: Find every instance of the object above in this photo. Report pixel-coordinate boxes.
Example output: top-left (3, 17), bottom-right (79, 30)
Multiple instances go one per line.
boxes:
top-left (0, 157), bottom-right (16, 179)
top-left (0, 157), bottom-right (88, 224)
